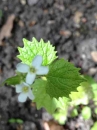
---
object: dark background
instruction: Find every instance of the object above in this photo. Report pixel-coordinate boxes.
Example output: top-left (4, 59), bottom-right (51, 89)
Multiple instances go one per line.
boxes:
top-left (0, 0), bottom-right (97, 129)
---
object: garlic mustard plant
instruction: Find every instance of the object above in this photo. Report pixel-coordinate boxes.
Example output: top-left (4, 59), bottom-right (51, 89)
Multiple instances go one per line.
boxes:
top-left (2, 37), bottom-right (85, 114)
top-left (16, 55), bottom-right (49, 84)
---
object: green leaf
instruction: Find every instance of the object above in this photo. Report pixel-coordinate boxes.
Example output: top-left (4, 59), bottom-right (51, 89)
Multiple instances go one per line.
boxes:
top-left (17, 37), bottom-right (57, 66)
top-left (16, 119), bottom-right (23, 124)
top-left (53, 112), bottom-right (67, 125)
top-left (33, 79), bottom-right (59, 114)
top-left (94, 108), bottom-right (97, 115)
top-left (71, 108), bottom-right (78, 117)
top-left (84, 76), bottom-right (97, 104)
top-left (53, 97), bottom-right (69, 124)
top-left (46, 59), bottom-right (85, 98)
top-left (8, 118), bottom-right (23, 124)
top-left (2, 75), bottom-right (21, 86)
top-left (8, 118), bottom-right (16, 123)
top-left (81, 106), bottom-right (91, 120)
top-left (91, 122), bottom-right (97, 130)
top-left (69, 82), bottom-right (91, 106)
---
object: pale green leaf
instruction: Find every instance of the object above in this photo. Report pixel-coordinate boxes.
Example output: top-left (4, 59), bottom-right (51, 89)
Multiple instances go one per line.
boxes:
top-left (81, 106), bottom-right (91, 120)
top-left (84, 76), bottom-right (97, 104)
top-left (69, 82), bottom-right (91, 106)
top-left (53, 97), bottom-right (69, 124)
top-left (71, 108), bottom-right (78, 117)
top-left (91, 122), bottom-right (97, 130)
top-left (17, 37), bottom-right (57, 66)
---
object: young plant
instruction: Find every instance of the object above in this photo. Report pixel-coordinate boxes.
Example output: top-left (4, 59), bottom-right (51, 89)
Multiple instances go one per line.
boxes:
top-left (2, 37), bottom-right (85, 114)
top-left (2, 38), bottom-right (97, 129)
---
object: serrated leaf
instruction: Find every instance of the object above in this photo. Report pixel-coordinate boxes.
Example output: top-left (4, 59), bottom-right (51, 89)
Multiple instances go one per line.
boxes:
top-left (46, 59), bottom-right (85, 98)
top-left (2, 75), bottom-right (21, 86)
top-left (17, 37), bottom-right (57, 66)
top-left (33, 79), bottom-right (58, 114)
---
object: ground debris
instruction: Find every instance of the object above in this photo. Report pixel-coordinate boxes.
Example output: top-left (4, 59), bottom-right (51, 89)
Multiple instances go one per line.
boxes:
top-left (91, 51), bottom-right (97, 62)
top-left (0, 14), bottom-right (15, 45)
top-left (17, 125), bottom-right (23, 130)
top-left (73, 11), bottom-right (83, 24)
top-left (43, 120), bottom-right (64, 130)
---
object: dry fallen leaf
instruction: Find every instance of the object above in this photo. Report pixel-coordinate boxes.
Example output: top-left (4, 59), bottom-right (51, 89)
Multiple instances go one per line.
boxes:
top-left (73, 11), bottom-right (83, 24)
top-left (88, 68), bottom-right (97, 75)
top-left (29, 20), bottom-right (36, 27)
top-left (18, 20), bottom-right (24, 27)
top-left (44, 121), bottom-right (50, 130)
top-left (30, 102), bottom-right (36, 107)
top-left (17, 125), bottom-right (23, 130)
top-left (43, 120), bottom-right (64, 130)
top-left (91, 51), bottom-right (97, 62)
top-left (0, 14), bottom-right (15, 45)
top-left (59, 30), bottom-right (71, 38)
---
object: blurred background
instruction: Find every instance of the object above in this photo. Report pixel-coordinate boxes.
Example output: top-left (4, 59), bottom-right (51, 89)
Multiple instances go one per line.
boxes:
top-left (0, 0), bottom-right (97, 130)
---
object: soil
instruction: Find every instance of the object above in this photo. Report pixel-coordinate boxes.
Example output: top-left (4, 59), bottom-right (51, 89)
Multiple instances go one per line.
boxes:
top-left (0, 0), bottom-right (97, 130)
